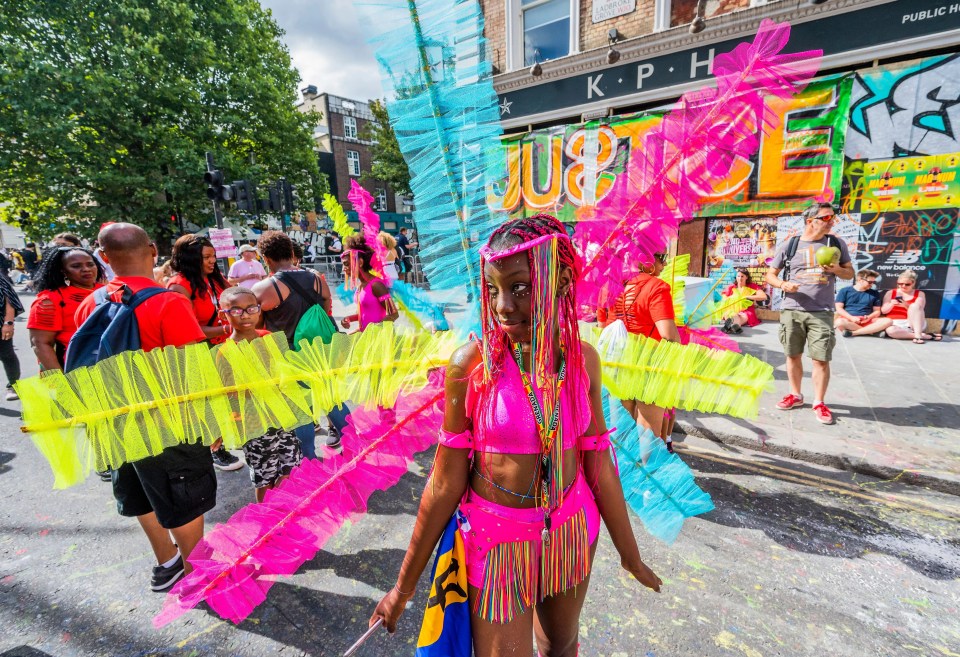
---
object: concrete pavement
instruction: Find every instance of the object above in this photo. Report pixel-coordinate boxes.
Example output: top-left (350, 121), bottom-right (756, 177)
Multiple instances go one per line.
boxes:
top-left (675, 322), bottom-right (960, 495)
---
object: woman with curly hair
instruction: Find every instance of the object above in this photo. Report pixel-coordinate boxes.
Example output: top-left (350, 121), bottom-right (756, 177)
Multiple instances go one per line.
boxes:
top-left (339, 235), bottom-right (399, 331)
top-left (167, 234), bottom-right (230, 345)
top-left (370, 214), bottom-right (661, 656)
top-left (27, 246), bottom-right (105, 371)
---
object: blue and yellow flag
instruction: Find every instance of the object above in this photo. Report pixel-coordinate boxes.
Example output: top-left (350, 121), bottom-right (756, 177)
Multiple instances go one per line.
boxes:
top-left (416, 514), bottom-right (471, 657)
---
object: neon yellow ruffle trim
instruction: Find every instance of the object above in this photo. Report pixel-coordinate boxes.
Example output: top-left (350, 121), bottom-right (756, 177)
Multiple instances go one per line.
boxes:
top-left (322, 193), bottom-right (356, 238)
top-left (659, 254), bottom-right (690, 324)
top-left (18, 326), bottom-right (456, 488)
top-left (584, 324), bottom-right (774, 419)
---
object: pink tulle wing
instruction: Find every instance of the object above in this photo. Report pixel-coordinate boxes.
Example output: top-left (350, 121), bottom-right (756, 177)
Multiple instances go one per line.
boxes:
top-left (679, 326), bottom-right (742, 353)
top-left (154, 378), bottom-right (445, 627)
top-left (348, 180), bottom-right (388, 277)
top-left (576, 19), bottom-right (821, 312)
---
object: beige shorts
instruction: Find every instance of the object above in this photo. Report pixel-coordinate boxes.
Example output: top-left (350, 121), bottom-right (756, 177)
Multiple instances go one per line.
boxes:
top-left (779, 310), bottom-right (835, 362)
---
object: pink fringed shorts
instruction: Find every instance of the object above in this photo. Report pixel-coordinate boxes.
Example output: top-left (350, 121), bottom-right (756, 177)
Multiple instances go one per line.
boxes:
top-left (459, 471), bottom-right (600, 623)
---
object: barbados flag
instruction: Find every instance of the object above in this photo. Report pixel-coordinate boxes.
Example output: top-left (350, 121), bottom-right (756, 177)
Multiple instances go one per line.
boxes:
top-left (416, 514), bottom-right (471, 657)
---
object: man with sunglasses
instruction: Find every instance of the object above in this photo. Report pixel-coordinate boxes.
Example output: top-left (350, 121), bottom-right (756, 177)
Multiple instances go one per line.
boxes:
top-left (834, 268), bottom-right (891, 338)
top-left (766, 202), bottom-right (854, 425)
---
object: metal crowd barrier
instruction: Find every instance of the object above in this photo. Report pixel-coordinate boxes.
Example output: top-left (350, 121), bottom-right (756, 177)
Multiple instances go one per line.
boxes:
top-left (303, 253), bottom-right (429, 289)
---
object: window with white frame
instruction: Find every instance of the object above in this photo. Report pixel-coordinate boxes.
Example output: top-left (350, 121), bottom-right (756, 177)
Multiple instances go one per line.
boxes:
top-left (343, 115), bottom-right (358, 139)
top-left (507, 0), bottom-right (578, 70)
top-left (346, 150), bottom-right (361, 177)
top-left (375, 188), bottom-right (387, 211)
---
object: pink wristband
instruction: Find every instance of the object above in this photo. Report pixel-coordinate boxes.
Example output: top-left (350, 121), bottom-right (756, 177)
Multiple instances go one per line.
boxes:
top-left (578, 428), bottom-right (614, 451)
top-left (438, 427), bottom-right (473, 450)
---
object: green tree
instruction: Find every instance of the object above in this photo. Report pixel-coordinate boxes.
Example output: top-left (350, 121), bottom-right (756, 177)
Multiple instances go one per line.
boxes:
top-left (0, 0), bottom-right (323, 244)
top-left (361, 99), bottom-right (411, 197)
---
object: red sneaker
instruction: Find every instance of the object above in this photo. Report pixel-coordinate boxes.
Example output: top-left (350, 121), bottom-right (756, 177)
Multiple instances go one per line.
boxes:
top-left (813, 403), bottom-right (835, 425)
top-left (776, 394), bottom-right (804, 410)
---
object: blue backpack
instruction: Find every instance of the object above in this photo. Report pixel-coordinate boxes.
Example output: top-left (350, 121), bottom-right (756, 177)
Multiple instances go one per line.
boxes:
top-left (64, 285), bottom-right (172, 373)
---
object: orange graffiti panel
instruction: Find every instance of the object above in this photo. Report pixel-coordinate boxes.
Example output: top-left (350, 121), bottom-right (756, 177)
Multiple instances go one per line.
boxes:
top-left (756, 87), bottom-right (837, 200)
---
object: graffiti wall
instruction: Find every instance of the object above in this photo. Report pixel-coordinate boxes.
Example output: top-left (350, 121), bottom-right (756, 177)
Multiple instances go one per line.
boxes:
top-left (846, 55), bottom-right (960, 161)
top-left (489, 53), bottom-right (960, 319)
top-left (854, 209), bottom-right (960, 319)
top-left (705, 214), bottom-right (860, 310)
top-left (487, 78), bottom-right (849, 221)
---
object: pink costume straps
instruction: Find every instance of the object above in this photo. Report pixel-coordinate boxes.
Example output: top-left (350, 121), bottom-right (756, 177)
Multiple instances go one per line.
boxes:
top-left (356, 277), bottom-right (388, 330)
top-left (463, 356), bottom-right (590, 454)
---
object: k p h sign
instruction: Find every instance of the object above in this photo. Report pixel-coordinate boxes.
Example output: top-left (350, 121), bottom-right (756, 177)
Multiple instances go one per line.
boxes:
top-left (497, 0), bottom-right (960, 121)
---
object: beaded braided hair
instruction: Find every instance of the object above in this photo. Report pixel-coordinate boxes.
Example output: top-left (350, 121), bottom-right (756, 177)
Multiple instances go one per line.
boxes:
top-left (479, 213), bottom-right (584, 398)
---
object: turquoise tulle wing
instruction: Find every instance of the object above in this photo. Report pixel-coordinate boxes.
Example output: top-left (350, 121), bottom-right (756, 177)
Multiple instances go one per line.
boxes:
top-left (351, 0), bottom-right (506, 300)
top-left (603, 390), bottom-right (715, 544)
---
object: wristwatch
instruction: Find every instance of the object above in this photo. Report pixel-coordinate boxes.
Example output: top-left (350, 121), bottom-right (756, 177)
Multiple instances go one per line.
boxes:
top-left (3, 321), bottom-right (13, 326)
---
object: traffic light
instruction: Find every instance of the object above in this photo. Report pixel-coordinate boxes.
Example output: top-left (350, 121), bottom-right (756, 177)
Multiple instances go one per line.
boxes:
top-left (204, 169), bottom-right (225, 200)
top-left (234, 180), bottom-right (255, 212)
top-left (263, 184), bottom-right (282, 213)
top-left (282, 180), bottom-right (297, 212)
top-left (204, 168), bottom-right (235, 202)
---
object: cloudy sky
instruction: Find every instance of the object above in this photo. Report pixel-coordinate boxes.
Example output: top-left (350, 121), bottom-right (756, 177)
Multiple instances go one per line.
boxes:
top-left (260, 0), bottom-right (385, 102)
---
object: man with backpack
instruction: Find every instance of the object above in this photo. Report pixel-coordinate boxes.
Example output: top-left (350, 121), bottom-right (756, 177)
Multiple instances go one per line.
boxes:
top-left (766, 202), bottom-right (854, 425)
top-left (73, 223), bottom-right (215, 592)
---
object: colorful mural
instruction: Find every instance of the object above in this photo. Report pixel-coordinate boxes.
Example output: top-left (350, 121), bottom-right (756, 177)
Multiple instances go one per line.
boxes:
top-left (489, 54), bottom-right (960, 319)
top-left (846, 55), bottom-right (960, 161)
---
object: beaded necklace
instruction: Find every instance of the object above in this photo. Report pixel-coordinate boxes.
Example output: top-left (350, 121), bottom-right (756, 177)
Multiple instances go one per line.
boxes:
top-left (510, 341), bottom-right (566, 544)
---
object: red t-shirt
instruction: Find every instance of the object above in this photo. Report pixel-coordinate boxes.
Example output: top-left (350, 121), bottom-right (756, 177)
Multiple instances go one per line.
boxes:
top-left (614, 273), bottom-right (675, 341)
top-left (27, 284), bottom-right (103, 348)
top-left (75, 276), bottom-right (205, 352)
top-left (166, 273), bottom-right (227, 344)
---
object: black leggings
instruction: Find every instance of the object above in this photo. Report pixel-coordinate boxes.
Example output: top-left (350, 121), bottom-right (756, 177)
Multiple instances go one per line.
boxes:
top-left (0, 337), bottom-right (20, 388)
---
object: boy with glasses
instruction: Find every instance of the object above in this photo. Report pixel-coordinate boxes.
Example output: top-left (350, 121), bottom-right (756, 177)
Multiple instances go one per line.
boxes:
top-left (834, 269), bottom-right (890, 337)
top-left (766, 202), bottom-right (854, 424)
top-left (219, 286), bottom-right (302, 502)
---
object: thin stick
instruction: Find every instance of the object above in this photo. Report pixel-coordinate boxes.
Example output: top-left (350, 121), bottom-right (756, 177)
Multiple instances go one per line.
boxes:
top-left (343, 618), bottom-right (384, 657)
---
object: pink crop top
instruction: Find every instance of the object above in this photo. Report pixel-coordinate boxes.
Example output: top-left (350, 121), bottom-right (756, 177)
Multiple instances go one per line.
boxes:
top-left (356, 278), bottom-right (389, 330)
top-left (447, 355), bottom-right (593, 455)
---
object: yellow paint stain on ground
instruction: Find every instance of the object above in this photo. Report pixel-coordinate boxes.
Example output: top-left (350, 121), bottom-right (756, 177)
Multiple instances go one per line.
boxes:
top-left (176, 620), bottom-right (226, 648)
top-left (714, 630), bottom-right (764, 657)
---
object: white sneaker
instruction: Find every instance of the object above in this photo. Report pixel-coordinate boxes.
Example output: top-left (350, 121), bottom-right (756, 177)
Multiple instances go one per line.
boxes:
top-left (5, 388), bottom-right (18, 401)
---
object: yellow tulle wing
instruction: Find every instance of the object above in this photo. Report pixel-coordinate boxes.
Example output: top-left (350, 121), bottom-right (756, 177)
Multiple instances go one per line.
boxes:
top-left (322, 194), bottom-right (356, 238)
top-left (585, 325), bottom-right (774, 419)
top-left (18, 326), bottom-right (455, 488)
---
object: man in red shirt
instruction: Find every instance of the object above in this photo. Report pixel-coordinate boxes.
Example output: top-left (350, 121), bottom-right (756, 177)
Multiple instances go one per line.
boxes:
top-left (75, 223), bottom-right (214, 592)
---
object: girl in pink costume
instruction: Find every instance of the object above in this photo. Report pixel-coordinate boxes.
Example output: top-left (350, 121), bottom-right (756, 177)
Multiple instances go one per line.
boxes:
top-left (369, 214), bottom-right (661, 657)
top-left (339, 235), bottom-right (399, 331)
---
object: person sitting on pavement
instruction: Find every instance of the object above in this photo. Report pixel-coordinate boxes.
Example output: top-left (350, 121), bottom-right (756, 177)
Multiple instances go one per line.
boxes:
top-left (833, 269), bottom-right (889, 338)
top-left (227, 244), bottom-right (267, 288)
top-left (881, 269), bottom-right (942, 344)
top-left (27, 246), bottom-right (106, 371)
top-left (721, 267), bottom-right (767, 334)
top-left (74, 223), bottom-right (217, 592)
top-left (219, 286), bottom-right (302, 503)
top-left (766, 201), bottom-right (854, 425)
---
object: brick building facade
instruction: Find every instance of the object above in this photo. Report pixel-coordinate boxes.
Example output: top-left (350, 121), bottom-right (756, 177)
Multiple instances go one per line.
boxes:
top-left (297, 88), bottom-right (398, 215)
